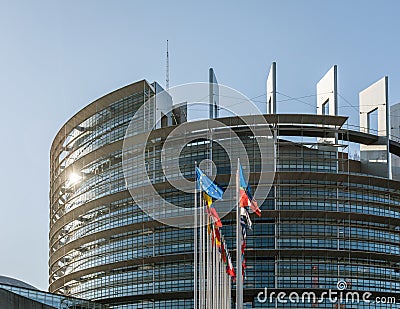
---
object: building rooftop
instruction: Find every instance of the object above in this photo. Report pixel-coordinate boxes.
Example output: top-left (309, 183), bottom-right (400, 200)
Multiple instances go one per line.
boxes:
top-left (0, 275), bottom-right (37, 290)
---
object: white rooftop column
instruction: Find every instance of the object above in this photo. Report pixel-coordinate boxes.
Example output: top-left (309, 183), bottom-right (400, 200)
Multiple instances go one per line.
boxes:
top-left (317, 65), bottom-right (338, 147)
top-left (317, 65), bottom-right (337, 116)
top-left (390, 103), bottom-right (400, 180)
top-left (266, 62), bottom-right (276, 114)
top-left (359, 76), bottom-right (391, 178)
top-left (151, 82), bottom-right (173, 129)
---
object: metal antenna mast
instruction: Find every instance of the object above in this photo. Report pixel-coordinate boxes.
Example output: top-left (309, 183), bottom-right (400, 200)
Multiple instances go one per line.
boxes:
top-left (166, 40), bottom-right (169, 90)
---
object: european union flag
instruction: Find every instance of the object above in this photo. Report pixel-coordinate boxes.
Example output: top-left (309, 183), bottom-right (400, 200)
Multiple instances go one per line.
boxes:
top-left (195, 167), bottom-right (224, 200)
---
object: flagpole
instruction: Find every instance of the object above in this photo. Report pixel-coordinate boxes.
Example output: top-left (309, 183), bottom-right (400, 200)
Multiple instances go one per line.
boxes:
top-left (225, 261), bottom-right (228, 309)
top-left (225, 262), bottom-right (227, 309)
top-left (228, 273), bottom-right (232, 308)
top-left (236, 158), bottom-right (243, 309)
top-left (194, 163), bottom-right (198, 309)
top-left (224, 272), bottom-right (227, 309)
top-left (200, 192), bottom-right (204, 308)
top-left (202, 200), bottom-right (207, 308)
top-left (210, 220), bottom-right (212, 309)
top-left (224, 259), bottom-right (227, 309)
top-left (208, 124), bottom-right (213, 309)
top-left (212, 235), bottom-right (215, 309)
top-left (220, 264), bottom-right (222, 309)
top-left (225, 260), bottom-right (228, 309)
top-left (200, 192), bottom-right (206, 308)
top-left (216, 240), bottom-right (220, 309)
top-left (207, 214), bottom-right (211, 309)
top-left (220, 258), bottom-right (223, 309)
top-left (222, 260), bottom-right (225, 309)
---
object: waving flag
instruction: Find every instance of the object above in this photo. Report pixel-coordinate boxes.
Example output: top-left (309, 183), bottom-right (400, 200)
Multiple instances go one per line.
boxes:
top-left (196, 167), bottom-right (224, 200)
top-left (240, 216), bottom-right (247, 254)
top-left (203, 192), bottom-right (213, 207)
top-left (204, 192), bottom-right (222, 227)
top-left (240, 212), bottom-right (249, 280)
top-left (242, 258), bottom-right (246, 280)
top-left (209, 207), bottom-right (222, 228)
top-left (241, 207), bottom-right (252, 230)
top-left (221, 239), bottom-right (227, 262)
top-left (239, 164), bottom-right (261, 216)
top-left (226, 249), bottom-right (236, 279)
top-left (238, 165), bottom-right (256, 282)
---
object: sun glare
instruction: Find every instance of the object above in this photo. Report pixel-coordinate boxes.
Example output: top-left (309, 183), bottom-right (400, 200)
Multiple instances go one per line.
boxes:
top-left (67, 172), bottom-right (82, 187)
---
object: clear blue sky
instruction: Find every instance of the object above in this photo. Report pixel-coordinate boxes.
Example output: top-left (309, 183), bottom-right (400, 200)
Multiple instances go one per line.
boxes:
top-left (0, 0), bottom-right (399, 290)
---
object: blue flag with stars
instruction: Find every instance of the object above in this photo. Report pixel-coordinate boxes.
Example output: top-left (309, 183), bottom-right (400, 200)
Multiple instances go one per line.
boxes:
top-left (195, 167), bottom-right (224, 200)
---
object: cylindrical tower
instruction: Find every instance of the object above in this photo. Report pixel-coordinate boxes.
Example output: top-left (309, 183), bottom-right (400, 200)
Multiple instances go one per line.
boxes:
top-left (50, 80), bottom-right (400, 308)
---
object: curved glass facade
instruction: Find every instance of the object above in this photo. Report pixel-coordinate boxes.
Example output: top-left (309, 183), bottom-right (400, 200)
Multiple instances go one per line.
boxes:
top-left (50, 80), bottom-right (400, 308)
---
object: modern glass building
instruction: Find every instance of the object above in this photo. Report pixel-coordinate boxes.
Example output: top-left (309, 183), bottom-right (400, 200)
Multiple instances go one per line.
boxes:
top-left (50, 68), bottom-right (400, 308)
top-left (0, 276), bottom-right (106, 308)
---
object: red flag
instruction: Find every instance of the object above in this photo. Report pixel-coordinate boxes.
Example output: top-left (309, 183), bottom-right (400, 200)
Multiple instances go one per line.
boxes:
top-left (227, 267), bottom-right (236, 278)
top-left (249, 199), bottom-right (261, 217)
top-left (242, 258), bottom-right (247, 279)
top-left (226, 251), bottom-right (236, 278)
top-left (239, 189), bottom-right (250, 207)
top-left (240, 189), bottom-right (261, 216)
top-left (221, 242), bottom-right (227, 263)
top-left (209, 207), bottom-right (222, 227)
